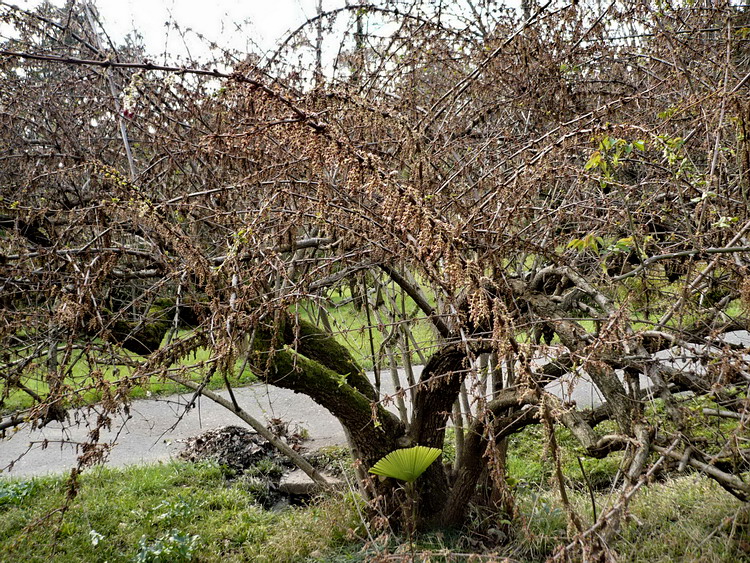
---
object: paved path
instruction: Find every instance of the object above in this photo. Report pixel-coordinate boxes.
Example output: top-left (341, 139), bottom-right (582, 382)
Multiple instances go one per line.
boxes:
top-left (3, 331), bottom-right (747, 479)
top-left (0, 370), bottom-right (416, 479)
top-left (1, 384), bottom-right (349, 478)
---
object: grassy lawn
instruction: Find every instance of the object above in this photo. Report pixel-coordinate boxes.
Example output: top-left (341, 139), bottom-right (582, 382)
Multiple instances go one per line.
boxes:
top-left (0, 339), bottom-right (257, 416)
top-left (2, 285), bottom-right (438, 416)
top-left (1, 417), bottom-right (746, 562)
top-left (1, 457), bottom-right (745, 562)
top-left (0, 461), bottom-right (361, 563)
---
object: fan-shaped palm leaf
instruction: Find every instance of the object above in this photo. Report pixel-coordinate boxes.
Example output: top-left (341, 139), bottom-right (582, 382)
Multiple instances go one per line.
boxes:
top-left (368, 446), bottom-right (442, 483)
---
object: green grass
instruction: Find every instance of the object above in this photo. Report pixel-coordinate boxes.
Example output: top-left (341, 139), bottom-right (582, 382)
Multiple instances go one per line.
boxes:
top-left (295, 284), bottom-right (438, 371)
top-left (617, 476), bottom-right (749, 562)
top-left (492, 475), bottom-right (748, 563)
top-left (3, 286), bottom-right (439, 415)
top-left (432, 419), bottom-right (747, 561)
top-left (500, 419), bottom-right (748, 562)
top-left (0, 336), bottom-right (256, 416)
top-left (0, 455), bottom-right (746, 562)
top-left (505, 423), bottom-right (624, 490)
top-left (0, 461), bottom-right (362, 563)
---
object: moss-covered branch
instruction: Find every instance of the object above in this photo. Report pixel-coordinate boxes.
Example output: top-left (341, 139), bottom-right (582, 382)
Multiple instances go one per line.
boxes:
top-left (282, 318), bottom-right (376, 401)
top-left (251, 325), bottom-right (403, 464)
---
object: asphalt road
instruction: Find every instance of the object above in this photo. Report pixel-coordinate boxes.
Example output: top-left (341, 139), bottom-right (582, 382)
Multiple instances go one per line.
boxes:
top-left (0, 368), bottom-right (422, 478)
top-left (1, 381), bottom-right (351, 478)
top-left (2, 331), bottom-right (747, 479)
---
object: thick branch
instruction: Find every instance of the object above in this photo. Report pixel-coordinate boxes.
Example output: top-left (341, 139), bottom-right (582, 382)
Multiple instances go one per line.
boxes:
top-left (283, 318), bottom-right (376, 401)
top-left (253, 345), bottom-right (402, 464)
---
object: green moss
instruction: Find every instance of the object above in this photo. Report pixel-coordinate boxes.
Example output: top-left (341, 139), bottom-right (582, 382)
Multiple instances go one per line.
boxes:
top-left (285, 318), bottom-right (375, 401)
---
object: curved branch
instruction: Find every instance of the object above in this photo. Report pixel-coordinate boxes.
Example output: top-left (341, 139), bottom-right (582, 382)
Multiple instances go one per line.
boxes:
top-left (265, 4), bottom-right (468, 69)
top-left (253, 345), bottom-right (402, 464)
top-left (168, 374), bottom-right (333, 489)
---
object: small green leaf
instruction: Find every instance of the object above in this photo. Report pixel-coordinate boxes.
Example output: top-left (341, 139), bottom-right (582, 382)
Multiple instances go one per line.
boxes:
top-left (584, 151), bottom-right (602, 170)
top-left (567, 238), bottom-right (583, 250)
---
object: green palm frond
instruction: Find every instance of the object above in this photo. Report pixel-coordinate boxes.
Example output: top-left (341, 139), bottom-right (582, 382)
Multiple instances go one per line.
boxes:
top-left (368, 446), bottom-right (442, 483)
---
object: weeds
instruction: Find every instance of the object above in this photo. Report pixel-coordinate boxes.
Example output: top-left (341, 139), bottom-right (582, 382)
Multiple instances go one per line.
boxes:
top-left (0, 460), bottom-right (744, 562)
top-left (133, 530), bottom-right (199, 563)
top-left (0, 479), bottom-right (35, 506)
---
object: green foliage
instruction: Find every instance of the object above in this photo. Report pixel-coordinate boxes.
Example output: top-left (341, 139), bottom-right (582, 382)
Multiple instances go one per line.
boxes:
top-left (441, 427), bottom-right (457, 466)
top-left (655, 133), bottom-right (699, 180)
top-left (148, 497), bottom-right (200, 525)
top-left (712, 215), bottom-right (738, 229)
top-left (0, 480), bottom-right (35, 507)
top-left (369, 446), bottom-right (442, 483)
top-left (245, 458), bottom-right (284, 480)
top-left (584, 135), bottom-right (646, 189)
top-left (567, 233), bottom-right (605, 254)
top-left (657, 105), bottom-right (679, 120)
top-left (133, 530), bottom-right (199, 563)
top-left (607, 235), bottom-right (637, 254)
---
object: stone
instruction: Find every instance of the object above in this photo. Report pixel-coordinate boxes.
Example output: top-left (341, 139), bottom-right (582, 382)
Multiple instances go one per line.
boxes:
top-left (278, 468), bottom-right (343, 495)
